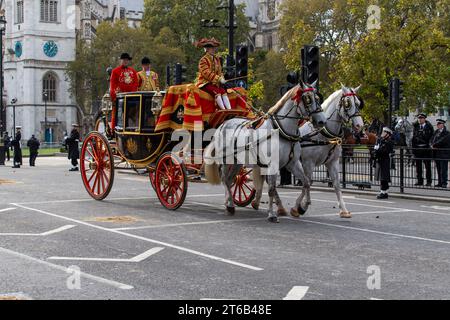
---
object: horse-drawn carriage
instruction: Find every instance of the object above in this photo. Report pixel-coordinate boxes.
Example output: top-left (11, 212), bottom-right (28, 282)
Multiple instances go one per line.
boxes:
top-left (81, 85), bottom-right (257, 210)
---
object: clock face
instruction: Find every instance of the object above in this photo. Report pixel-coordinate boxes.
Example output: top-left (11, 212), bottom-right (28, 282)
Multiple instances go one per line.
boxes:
top-left (43, 41), bottom-right (58, 57)
top-left (15, 41), bottom-right (23, 58)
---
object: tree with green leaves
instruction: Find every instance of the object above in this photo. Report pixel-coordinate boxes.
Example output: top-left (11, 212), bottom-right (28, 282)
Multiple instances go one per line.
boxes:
top-left (66, 21), bottom-right (185, 127)
top-left (142, 0), bottom-right (250, 81)
top-left (279, 0), bottom-right (449, 123)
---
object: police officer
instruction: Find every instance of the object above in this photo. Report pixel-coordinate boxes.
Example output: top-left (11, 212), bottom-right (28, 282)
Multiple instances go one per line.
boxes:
top-left (373, 127), bottom-right (394, 199)
top-left (27, 134), bottom-right (40, 167)
top-left (412, 114), bottom-right (434, 186)
top-left (431, 119), bottom-right (450, 188)
top-left (12, 126), bottom-right (23, 168)
top-left (67, 124), bottom-right (80, 172)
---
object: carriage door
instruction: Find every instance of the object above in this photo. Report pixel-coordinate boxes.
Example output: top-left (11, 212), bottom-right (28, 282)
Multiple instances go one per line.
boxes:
top-left (124, 95), bottom-right (142, 134)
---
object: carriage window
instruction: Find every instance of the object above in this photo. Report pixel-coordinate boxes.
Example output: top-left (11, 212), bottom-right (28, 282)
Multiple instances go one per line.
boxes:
top-left (125, 97), bottom-right (141, 130)
top-left (142, 97), bottom-right (155, 129)
top-left (115, 98), bottom-right (124, 129)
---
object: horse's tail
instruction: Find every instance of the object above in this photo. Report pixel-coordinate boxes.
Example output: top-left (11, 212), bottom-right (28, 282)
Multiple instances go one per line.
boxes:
top-left (252, 166), bottom-right (264, 193)
top-left (204, 143), bottom-right (221, 185)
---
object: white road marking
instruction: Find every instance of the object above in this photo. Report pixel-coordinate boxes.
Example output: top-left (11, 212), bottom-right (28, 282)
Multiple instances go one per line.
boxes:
top-left (48, 247), bottom-right (164, 263)
top-left (0, 246), bottom-right (133, 290)
top-left (12, 193), bottom-right (227, 205)
top-left (370, 297), bottom-right (384, 300)
top-left (113, 218), bottom-right (265, 231)
top-left (0, 208), bottom-right (16, 213)
top-left (0, 225), bottom-right (76, 237)
top-left (421, 205), bottom-right (450, 211)
top-left (283, 286), bottom-right (309, 300)
top-left (284, 217), bottom-right (450, 245)
top-left (12, 204), bottom-right (263, 271)
top-left (343, 196), bottom-right (395, 204)
top-left (311, 209), bottom-right (411, 217)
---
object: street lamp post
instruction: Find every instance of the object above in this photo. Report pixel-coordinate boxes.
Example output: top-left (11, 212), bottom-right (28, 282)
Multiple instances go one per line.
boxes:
top-left (43, 90), bottom-right (48, 142)
top-left (0, 14), bottom-right (6, 137)
top-left (11, 98), bottom-right (17, 133)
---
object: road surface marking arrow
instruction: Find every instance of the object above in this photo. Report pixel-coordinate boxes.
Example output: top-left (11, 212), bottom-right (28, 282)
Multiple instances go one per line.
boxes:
top-left (0, 208), bottom-right (17, 213)
top-left (47, 247), bottom-right (164, 263)
top-left (0, 225), bottom-right (75, 236)
top-left (283, 286), bottom-right (309, 300)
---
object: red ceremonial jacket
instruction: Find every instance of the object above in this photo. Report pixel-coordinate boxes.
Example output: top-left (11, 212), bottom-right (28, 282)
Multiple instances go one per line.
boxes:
top-left (110, 66), bottom-right (139, 101)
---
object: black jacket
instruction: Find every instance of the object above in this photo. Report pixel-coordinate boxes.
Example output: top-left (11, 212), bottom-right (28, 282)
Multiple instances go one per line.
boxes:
top-left (412, 121), bottom-right (434, 148)
top-left (374, 137), bottom-right (394, 182)
top-left (67, 129), bottom-right (80, 160)
top-left (27, 137), bottom-right (41, 153)
top-left (12, 132), bottom-right (21, 149)
top-left (431, 128), bottom-right (450, 159)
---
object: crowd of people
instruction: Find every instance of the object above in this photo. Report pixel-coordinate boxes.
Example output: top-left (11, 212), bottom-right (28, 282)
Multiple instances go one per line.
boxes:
top-left (1, 123), bottom-right (81, 171)
top-left (280, 114), bottom-right (450, 199)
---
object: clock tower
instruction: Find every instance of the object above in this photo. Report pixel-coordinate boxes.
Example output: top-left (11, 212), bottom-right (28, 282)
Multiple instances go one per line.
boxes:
top-left (4, 0), bottom-right (77, 143)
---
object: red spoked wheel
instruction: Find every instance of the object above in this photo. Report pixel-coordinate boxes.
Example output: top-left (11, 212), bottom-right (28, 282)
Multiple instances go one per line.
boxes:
top-left (155, 152), bottom-right (188, 210)
top-left (232, 166), bottom-right (256, 207)
top-left (80, 132), bottom-right (114, 200)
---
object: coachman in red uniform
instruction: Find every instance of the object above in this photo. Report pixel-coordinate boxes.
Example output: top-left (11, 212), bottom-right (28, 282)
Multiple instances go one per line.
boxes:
top-left (110, 53), bottom-right (139, 130)
top-left (195, 38), bottom-right (231, 110)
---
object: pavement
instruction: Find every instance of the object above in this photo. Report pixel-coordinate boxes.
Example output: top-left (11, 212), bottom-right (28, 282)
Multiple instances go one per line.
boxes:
top-left (0, 157), bottom-right (450, 300)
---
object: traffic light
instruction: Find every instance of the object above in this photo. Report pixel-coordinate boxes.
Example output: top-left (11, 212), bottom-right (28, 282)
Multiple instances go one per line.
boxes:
top-left (301, 45), bottom-right (320, 86)
top-left (174, 63), bottom-right (187, 85)
top-left (235, 45), bottom-right (248, 89)
top-left (389, 78), bottom-right (404, 112)
top-left (286, 71), bottom-right (299, 85)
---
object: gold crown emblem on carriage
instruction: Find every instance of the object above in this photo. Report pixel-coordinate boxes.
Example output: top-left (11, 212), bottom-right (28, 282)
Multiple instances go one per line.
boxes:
top-left (126, 138), bottom-right (138, 155)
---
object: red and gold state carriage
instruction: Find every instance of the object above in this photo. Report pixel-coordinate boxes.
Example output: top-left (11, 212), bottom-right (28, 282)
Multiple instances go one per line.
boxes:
top-left (82, 84), bottom-right (257, 210)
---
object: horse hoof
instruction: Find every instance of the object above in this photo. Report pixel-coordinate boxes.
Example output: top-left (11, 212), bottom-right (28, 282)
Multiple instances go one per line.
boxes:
top-left (226, 206), bottom-right (235, 215)
top-left (251, 201), bottom-right (259, 211)
top-left (277, 208), bottom-right (288, 216)
top-left (290, 208), bottom-right (300, 218)
top-left (267, 216), bottom-right (279, 223)
top-left (298, 206), bottom-right (307, 216)
top-left (340, 211), bottom-right (352, 219)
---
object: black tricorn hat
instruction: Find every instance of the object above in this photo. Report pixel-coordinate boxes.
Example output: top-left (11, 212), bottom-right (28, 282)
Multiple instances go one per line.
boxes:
top-left (141, 57), bottom-right (151, 65)
top-left (120, 53), bottom-right (132, 60)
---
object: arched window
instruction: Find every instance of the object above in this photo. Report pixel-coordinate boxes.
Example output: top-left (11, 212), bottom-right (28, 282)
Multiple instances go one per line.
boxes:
top-left (84, 22), bottom-right (91, 38)
top-left (40, 0), bottom-right (58, 23)
top-left (16, 0), bottom-right (24, 24)
top-left (43, 73), bottom-right (57, 102)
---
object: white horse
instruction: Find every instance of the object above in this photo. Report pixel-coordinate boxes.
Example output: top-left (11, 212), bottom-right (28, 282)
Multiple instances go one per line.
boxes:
top-left (395, 117), bottom-right (414, 165)
top-left (251, 85), bottom-right (364, 218)
top-left (204, 81), bottom-right (327, 223)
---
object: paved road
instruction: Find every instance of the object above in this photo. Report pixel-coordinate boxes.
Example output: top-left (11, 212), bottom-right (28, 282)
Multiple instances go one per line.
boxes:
top-left (0, 157), bottom-right (449, 300)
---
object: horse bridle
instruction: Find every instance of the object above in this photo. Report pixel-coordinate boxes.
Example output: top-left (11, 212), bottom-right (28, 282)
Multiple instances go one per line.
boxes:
top-left (270, 87), bottom-right (323, 142)
top-left (273, 88), bottom-right (323, 121)
top-left (339, 92), bottom-right (362, 120)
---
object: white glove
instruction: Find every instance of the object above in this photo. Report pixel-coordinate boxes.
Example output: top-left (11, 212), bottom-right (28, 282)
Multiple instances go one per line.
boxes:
top-left (219, 77), bottom-right (226, 85)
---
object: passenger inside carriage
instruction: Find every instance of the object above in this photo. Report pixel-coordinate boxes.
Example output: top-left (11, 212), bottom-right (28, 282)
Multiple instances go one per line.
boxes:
top-left (194, 37), bottom-right (231, 110)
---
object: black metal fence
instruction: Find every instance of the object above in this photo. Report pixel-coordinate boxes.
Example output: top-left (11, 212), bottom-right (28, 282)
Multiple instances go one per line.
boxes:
top-left (309, 145), bottom-right (450, 193)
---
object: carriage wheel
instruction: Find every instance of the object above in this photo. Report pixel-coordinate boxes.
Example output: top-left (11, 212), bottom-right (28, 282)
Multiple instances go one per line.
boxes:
top-left (80, 132), bottom-right (114, 200)
top-left (155, 152), bottom-right (188, 210)
top-left (232, 167), bottom-right (256, 207)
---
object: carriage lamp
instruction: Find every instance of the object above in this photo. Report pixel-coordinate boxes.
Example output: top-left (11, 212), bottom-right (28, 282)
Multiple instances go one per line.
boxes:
top-left (101, 92), bottom-right (112, 112)
top-left (151, 92), bottom-right (163, 117)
